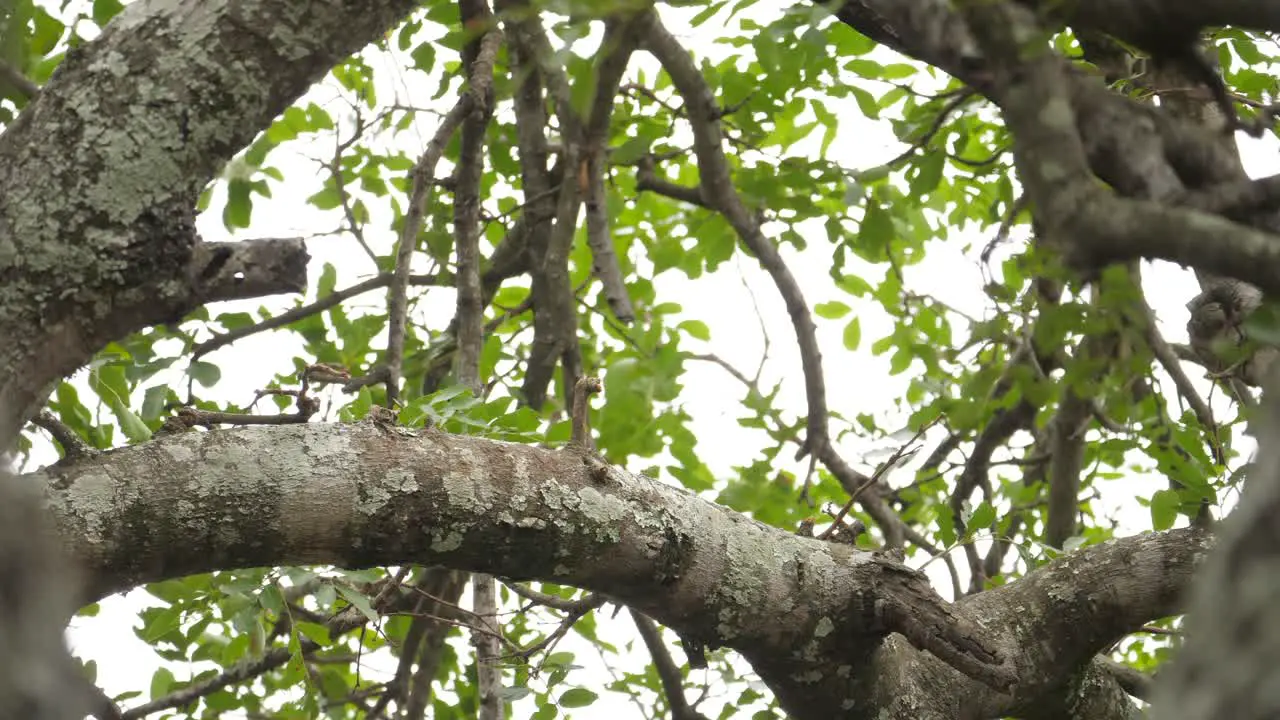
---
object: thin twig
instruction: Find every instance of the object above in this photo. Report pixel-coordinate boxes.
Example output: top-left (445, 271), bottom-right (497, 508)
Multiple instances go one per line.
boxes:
top-left (0, 58), bottom-right (39, 99)
top-left (385, 94), bottom-right (474, 406)
top-left (630, 610), bottom-right (711, 720)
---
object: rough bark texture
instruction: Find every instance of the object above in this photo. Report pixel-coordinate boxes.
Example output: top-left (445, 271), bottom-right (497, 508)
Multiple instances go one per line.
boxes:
top-left (0, 0), bottom-right (418, 443)
top-left (30, 420), bottom-right (1208, 719)
top-left (0, 2), bottom-right (421, 718)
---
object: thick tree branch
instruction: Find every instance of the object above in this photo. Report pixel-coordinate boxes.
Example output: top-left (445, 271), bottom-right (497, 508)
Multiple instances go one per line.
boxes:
top-left (1152, 368), bottom-right (1280, 719)
top-left (33, 421), bottom-right (1029, 718)
top-left (0, 0), bottom-right (421, 444)
top-left (0, 474), bottom-right (89, 720)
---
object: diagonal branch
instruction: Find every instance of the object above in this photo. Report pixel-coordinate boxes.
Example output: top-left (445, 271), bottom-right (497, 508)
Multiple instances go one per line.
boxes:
top-left (0, 57), bottom-right (39, 99)
top-left (630, 610), bottom-right (711, 720)
top-left (385, 99), bottom-right (473, 406)
top-left (192, 272), bottom-right (441, 361)
top-left (639, 11), bottom-right (922, 549)
top-left (582, 16), bottom-right (642, 325)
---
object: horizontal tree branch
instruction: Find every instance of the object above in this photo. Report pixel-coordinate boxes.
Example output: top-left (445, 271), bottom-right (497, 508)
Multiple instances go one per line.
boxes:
top-left (29, 420), bottom-right (1209, 719)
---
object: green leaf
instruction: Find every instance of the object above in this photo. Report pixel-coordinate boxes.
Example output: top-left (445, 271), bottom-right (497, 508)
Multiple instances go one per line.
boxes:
top-left (141, 385), bottom-right (170, 422)
top-left (679, 319), bottom-right (711, 341)
top-left (307, 185), bottom-right (343, 211)
top-left (116, 406), bottom-right (152, 443)
top-left (295, 621), bottom-right (330, 646)
top-left (814, 301), bottom-right (851, 319)
top-left (855, 203), bottom-right (894, 261)
top-left (1150, 489), bottom-right (1180, 531)
top-left (223, 178), bottom-right (253, 229)
top-left (909, 151), bottom-right (945, 196)
top-left (188, 361), bottom-right (222, 389)
top-left (92, 0), bottom-right (125, 27)
top-left (842, 317), bottom-right (862, 351)
top-left (335, 585), bottom-right (378, 623)
top-left (497, 686), bottom-right (534, 702)
top-left (149, 667), bottom-right (175, 700)
top-left (967, 501), bottom-right (995, 533)
top-left (557, 688), bottom-right (598, 708)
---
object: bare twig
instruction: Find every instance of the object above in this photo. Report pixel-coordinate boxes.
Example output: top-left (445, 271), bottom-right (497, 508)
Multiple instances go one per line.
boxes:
top-left (510, 594), bottom-right (606, 669)
top-left (569, 375), bottom-right (603, 451)
top-left (630, 610), bottom-right (711, 720)
top-left (31, 411), bottom-right (95, 459)
top-left (0, 57), bottom-right (39, 100)
top-left (191, 273), bottom-right (441, 361)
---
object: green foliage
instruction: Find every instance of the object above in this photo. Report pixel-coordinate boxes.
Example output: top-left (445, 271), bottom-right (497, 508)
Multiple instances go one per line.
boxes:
top-left (15, 1), bottom-right (1279, 718)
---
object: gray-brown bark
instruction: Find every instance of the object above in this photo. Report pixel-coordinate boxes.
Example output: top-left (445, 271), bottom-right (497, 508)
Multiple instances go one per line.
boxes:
top-left (27, 420), bottom-right (1206, 719)
top-left (0, 0), bottom-right (419, 445)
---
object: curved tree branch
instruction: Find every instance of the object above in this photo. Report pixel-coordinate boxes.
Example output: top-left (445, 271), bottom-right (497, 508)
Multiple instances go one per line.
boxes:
top-left (30, 419), bottom-right (1211, 719)
top-left (0, 0), bottom-right (421, 446)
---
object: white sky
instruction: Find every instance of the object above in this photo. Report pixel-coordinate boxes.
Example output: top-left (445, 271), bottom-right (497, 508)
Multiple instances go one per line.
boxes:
top-left (18, 0), bottom-right (1276, 717)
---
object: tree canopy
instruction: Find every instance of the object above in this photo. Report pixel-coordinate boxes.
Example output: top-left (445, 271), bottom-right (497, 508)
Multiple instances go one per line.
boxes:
top-left (4, 1), bottom-right (1280, 719)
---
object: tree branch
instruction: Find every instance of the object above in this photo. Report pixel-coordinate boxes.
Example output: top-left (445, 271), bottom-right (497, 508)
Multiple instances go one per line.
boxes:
top-left (36, 421), bottom-right (1030, 717)
top-left (0, 0), bottom-right (422, 443)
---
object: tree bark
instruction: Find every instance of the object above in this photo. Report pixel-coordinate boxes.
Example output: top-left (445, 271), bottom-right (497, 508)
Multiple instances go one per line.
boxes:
top-left (30, 420), bottom-right (1209, 719)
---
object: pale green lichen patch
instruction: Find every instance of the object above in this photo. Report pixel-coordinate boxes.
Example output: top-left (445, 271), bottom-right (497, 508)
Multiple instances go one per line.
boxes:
top-left (440, 448), bottom-right (496, 514)
top-left (356, 469), bottom-right (418, 516)
top-left (538, 480), bottom-right (581, 513)
top-left (713, 526), bottom-right (791, 641)
top-left (161, 440), bottom-right (197, 464)
top-left (58, 469), bottom-right (123, 544)
top-left (431, 531), bottom-right (464, 552)
top-left (813, 616), bottom-right (835, 638)
top-left (507, 450), bottom-right (534, 485)
top-left (1038, 96), bottom-right (1074, 129)
top-left (575, 486), bottom-right (627, 542)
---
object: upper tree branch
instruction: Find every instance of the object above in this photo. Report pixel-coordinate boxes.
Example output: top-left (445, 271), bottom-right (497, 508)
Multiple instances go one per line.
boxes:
top-left (640, 11), bottom-right (917, 549)
top-left (454, 1), bottom-right (503, 397)
top-left (454, 5), bottom-right (505, 719)
top-left (582, 16), bottom-right (642, 325)
top-left (386, 98), bottom-right (472, 405)
top-left (0, 0), bottom-right (421, 444)
top-left (500, 2), bottom-right (583, 411)
top-left (640, 10), bottom-right (829, 458)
